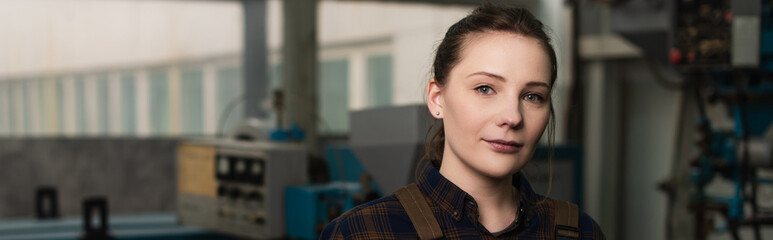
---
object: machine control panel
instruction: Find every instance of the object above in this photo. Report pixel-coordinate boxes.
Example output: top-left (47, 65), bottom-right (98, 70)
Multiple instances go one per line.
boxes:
top-left (177, 140), bottom-right (307, 239)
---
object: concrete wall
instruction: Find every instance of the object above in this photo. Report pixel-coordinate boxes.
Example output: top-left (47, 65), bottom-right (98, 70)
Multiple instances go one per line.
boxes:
top-left (0, 138), bottom-right (179, 218)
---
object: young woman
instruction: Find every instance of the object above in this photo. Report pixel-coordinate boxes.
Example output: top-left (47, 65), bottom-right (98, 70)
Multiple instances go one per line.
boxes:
top-left (321, 5), bottom-right (605, 240)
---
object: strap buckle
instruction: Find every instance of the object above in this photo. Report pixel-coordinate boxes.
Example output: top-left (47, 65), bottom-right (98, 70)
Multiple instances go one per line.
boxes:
top-left (556, 225), bottom-right (581, 239)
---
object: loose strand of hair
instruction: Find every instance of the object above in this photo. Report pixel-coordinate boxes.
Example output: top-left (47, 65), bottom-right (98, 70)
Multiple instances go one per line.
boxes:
top-left (417, 119), bottom-right (444, 181)
top-left (536, 105), bottom-right (556, 205)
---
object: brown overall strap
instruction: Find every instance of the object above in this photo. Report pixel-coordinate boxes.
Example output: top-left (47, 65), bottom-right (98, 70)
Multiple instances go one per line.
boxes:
top-left (394, 183), bottom-right (443, 240)
top-left (552, 199), bottom-right (580, 240)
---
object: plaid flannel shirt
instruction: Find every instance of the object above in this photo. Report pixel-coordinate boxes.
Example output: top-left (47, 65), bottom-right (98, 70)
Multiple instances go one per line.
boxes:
top-left (320, 163), bottom-right (606, 239)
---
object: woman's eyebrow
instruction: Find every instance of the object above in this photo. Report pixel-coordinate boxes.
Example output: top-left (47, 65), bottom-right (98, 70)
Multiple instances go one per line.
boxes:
top-left (526, 81), bottom-right (551, 89)
top-left (467, 72), bottom-right (551, 89)
top-left (466, 71), bottom-right (505, 81)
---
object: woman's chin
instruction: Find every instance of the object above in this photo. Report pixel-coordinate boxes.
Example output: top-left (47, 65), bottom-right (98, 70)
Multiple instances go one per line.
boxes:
top-left (450, 150), bottom-right (528, 180)
top-left (475, 161), bottom-right (522, 179)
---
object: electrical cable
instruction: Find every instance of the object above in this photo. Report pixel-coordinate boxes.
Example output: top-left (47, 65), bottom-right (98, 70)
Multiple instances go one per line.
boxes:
top-left (216, 88), bottom-right (333, 139)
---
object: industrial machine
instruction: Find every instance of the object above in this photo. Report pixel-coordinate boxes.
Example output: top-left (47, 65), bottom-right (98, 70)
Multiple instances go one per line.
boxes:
top-left (285, 181), bottom-right (363, 239)
top-left (611, 0), bottom-right (771, 69)
top-left (610, 0), bottom-right (773, 239)
top-left (284, 145), bottom-right (385, 239)
top-left (176, 139), bottom-right (307, 239)
top-left (687, 78), bottom-right (773, 240)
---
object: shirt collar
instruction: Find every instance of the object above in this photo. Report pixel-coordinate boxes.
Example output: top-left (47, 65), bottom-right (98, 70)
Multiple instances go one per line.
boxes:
top-left (415, 162), bottom-right (539, 224)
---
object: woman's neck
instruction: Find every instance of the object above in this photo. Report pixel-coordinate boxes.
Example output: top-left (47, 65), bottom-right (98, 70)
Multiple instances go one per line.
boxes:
top-left (438, 154), bottom-right (519, 233)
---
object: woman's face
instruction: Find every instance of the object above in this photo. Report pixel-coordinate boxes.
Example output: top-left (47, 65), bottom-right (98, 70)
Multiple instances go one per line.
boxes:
top-left (427, 31), bottom-right (552, 179)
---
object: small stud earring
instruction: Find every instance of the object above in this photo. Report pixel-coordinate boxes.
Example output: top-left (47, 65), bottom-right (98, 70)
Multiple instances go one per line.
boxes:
top-left (435, 111), bottom-right (440, 116)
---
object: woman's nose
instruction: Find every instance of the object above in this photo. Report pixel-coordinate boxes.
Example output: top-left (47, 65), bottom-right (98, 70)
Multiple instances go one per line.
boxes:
top-left (496, 102), bottom-right (523, 129)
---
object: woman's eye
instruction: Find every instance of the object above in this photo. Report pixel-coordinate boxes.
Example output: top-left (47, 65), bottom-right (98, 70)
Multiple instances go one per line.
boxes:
top-left (475, 86), bottom-right (493, 95)
top-left (524, 94), bottom-right (543, 103)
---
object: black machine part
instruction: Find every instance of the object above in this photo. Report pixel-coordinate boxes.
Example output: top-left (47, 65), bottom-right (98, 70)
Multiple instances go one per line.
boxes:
top-left (35, 186), bottom-right (59, 220)
top-left (81, 197), bottom-right (114, 240)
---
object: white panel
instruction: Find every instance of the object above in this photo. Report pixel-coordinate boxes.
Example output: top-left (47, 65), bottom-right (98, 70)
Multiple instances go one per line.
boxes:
top-left (203, 63), bottom-right (217, 135)
top-left (348, 52), bottom-right (366, 110)
top-left (168, 66), bottom-right (181, 135)
top-left (732, 17), bottom-right (760, 67)
top-left (136, 69), bottom-right (149, 137)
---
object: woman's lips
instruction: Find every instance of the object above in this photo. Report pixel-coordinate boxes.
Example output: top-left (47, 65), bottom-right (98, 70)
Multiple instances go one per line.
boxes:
top-left (484, 139), bottom-right (523, 153)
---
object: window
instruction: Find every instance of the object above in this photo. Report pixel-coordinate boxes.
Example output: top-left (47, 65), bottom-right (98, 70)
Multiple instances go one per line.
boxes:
top-left (56, 77), bottom-right (65, 134)
top-left (37, 78), bottom-right (48, 134)
top-left (318, 59), bottom-right (349, 134)
top-left (121, 73), bottom-right (136, 134)
top-left (24, 79), bottom-right (35, 133)
top-left (11, 81), bottom-right (21, 134)
top-left (149, 68), bottom-right (170, 134)
top-left (216, 66), bottom-right (243, 135)
top-left (75, 76), bottom-right (87, 133)
top-left (366, 54), bottom-right (392, 107)
top-left (97, 75), bottom-right (110, 134)
top-left (181, 67), bottom-right (204, 134)
top-left (0, 82), bottom-right (7, 135)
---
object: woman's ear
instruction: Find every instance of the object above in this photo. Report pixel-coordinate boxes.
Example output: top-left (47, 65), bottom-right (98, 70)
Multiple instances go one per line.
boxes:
top-left (426, 78), bottom-right (443, 119)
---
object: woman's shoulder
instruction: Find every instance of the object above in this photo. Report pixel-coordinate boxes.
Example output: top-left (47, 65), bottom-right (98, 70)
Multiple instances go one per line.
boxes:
top-left (577, 210), bottom-right (606, 239)
top-left (319, 194), bottom-right (414, 239)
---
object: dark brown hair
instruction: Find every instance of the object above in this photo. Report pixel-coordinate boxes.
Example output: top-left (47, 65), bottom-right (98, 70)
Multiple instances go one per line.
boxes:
top-left (421, 4), bottom-right (557, 195)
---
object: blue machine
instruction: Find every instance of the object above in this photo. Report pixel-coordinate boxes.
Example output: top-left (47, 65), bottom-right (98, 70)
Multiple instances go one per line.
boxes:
top-left (285, 145), bottom-right (379, 239)
top-left (659, 1), bottom-right (773, 239)
top-left (691, 79), bottom-right (773, 213)
top-left (285, 182), bottom-right (363, 239)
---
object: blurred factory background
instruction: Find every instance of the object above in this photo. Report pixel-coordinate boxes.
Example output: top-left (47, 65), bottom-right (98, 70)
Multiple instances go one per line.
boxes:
top-left (0, 0), bottom-right (771, 239)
